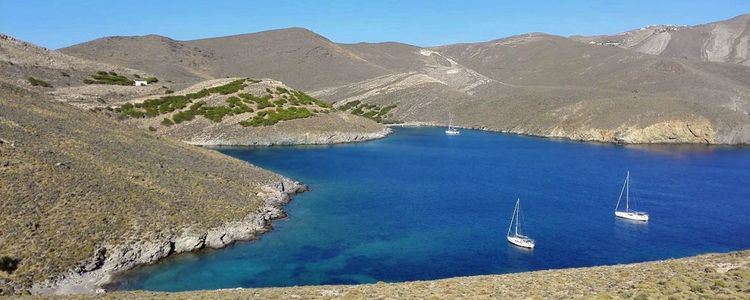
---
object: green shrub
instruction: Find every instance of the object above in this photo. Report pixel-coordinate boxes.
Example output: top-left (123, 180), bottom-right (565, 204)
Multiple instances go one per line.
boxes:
top-left (161, 118), bottom-right (174, 126)
top-left (60, 71), bottom-right (70, 77)
top-left (165, 90), bottom-right (174, 94)
top-left (0, 256), bottom-right (20, 273)
top-left (172, 110), bottom-right (195, 124)
top-left (85, 72), bottom-right (133, 86)
top-left (240, 107), bottom-right (312, 127)
top-left (145, 77), bottom-right (159, 83)
top-left (148, 126), bottom-right (156, 132)
top-left (28, 77), bottom-right (52, 88)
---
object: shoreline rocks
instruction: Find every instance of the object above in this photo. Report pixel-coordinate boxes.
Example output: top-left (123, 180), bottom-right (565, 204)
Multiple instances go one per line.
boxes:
top-left (29, 178), bottom-right (307, 295)
top-left (388, 121), bottom-right (749, 146)
top-left (186, 127), bottom-right (393, 147)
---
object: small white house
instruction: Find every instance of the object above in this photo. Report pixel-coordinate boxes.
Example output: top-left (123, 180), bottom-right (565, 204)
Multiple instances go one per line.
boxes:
top-left (134, 80), bottom-right (148, 86)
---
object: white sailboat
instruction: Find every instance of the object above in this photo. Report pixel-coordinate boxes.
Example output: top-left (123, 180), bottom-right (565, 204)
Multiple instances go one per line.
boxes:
top-left (507, 198), bottom-right (535, 249)
top-left (614, 171), bottom-right (649, 222)
top-left (445, 112), bottom-right (460, 135)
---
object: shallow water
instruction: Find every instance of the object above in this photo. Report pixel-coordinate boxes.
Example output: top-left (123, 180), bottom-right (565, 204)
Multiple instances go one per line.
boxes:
top-left (114, 127), bottom-right (750, 291)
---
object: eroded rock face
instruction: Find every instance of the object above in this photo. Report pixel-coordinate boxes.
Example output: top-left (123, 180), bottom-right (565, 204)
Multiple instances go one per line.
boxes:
top-left (30, 177), bottom-right (306, 295)
top-left (540, 118), bottom-right (717, 144)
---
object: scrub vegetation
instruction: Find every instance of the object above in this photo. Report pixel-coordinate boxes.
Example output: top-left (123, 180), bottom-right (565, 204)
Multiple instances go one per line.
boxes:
top-left (83, 71), bottom-right (134, 86)
top-left (339, 100), bottom-right (397, 123)
top-left (109, 78), bottom-right (331, 127)
top-left (27, 77), bottom-right (52, 88)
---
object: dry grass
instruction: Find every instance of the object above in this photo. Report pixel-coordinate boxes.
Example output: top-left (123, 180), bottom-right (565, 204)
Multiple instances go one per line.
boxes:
top-left (0, 82), bottom-right (283, 288)
top-left (31, 250), bottom-right (750, 299)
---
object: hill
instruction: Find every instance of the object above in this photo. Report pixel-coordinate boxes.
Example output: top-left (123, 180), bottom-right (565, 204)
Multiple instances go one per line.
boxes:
top-left (572, 13), bottom-right (750, 66)
top-left (58, 15), bottom-right (750, 145)
top-left (318, 33), bottom-right (750, 144)
top-left (0, 33), bottom-right (171, 108)
top-left (0, 81), bottom-right (305, 294)
top-left (98, 77), bottom-right (389, 146)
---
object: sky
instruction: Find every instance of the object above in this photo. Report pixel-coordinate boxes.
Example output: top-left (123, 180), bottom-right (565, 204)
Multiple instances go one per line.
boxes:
top-left (1, 0), bottom-right (748, 49)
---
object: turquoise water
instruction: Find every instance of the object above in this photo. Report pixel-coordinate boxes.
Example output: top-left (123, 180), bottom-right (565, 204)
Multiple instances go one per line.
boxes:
top-left (114, 127), bottom-right (750, 291)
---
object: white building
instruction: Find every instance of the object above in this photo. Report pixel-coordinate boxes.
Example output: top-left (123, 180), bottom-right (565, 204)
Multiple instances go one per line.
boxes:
top-left (134, 80), bottom-right (148, 86)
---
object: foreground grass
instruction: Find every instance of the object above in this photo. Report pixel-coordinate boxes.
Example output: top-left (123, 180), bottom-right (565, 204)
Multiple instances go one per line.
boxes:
top-left (41, 250), bottom-right (750, 299)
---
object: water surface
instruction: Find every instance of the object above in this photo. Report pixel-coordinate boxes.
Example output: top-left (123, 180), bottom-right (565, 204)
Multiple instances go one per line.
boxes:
top-left (115, 127), bottom-right (750, 291)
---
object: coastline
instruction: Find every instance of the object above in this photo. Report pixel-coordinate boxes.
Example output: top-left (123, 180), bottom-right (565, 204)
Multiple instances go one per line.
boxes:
top-left (184, 127), bottom-right (393, 147)
top-left (29, 178), bottom-right (307, 295)
top-left (387, 122), bottom-right (750, 146)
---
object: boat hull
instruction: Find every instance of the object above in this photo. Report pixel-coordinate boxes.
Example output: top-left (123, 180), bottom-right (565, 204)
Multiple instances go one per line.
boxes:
top-left (615, 211), bottom-right (649, 222)
top-left (507, 236), bottom-right (535, 249)
top-left (445, 130), bottom-right (460, 135)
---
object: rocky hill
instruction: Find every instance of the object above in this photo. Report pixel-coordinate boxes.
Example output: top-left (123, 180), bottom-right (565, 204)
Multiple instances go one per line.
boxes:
top-left (0, 33), bottom-right (169, 107)
top-left (98, 77), bottom-right (389, 146)
top-left (58, 14), bottom-right (750, 145)
top-left (318, 33), bottom-right (750, 144)
top-left (573, 13), bottom-right (750, 66)
top-left (0, 81), bottom-right (306, 294)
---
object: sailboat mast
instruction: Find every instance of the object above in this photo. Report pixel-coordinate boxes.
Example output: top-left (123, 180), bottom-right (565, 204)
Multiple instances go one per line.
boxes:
top-left (626, 171), bottom-right (630, 211)
top-left (514, 199), bottom-right (520, 236)
top-left (507, 200), bottom-right (516, 237)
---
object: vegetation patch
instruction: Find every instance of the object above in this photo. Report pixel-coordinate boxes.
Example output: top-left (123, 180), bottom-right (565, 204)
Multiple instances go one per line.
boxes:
top-left (84, 71), bottom-right (134, 86)
top-left (0, 256), bottom-right (20, 273)
top-left (339, 100), bottom-right (398, 123)
top-left (240, 107), bottom-right (313, 127)
top-left (110, 79), bottom-right (330, 127)
top-left (27, 77), bottom-right (52, 88)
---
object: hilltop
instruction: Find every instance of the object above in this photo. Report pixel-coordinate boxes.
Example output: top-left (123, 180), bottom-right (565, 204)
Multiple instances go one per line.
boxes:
top-left (572, 13), bottom-right (750, 66)
top-left (0, 81), bottom-right (305, 294)
top-left (59, 15), bottom-right (750, 145)
top-left (0, 33), bottom-right (168, 107)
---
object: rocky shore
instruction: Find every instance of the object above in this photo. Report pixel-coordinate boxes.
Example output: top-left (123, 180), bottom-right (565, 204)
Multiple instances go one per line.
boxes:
top-left (389, 120), bottom-right (749, 146)
top-left (186, 126), bottom-right (393, 146)
top-left (28, 178), bottom-right (307, 295)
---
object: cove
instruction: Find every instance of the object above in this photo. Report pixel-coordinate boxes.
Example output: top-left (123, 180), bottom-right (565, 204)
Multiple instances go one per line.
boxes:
top-left (113, 127), bottom-right (750, 292)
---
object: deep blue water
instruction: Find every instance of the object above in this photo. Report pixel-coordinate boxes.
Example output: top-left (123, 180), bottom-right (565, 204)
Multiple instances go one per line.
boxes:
top-left (114, 127), bottom-right (750, 291)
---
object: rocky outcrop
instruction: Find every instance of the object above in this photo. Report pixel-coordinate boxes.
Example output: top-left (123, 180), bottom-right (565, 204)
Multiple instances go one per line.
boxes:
top-left (29, 178), bottom-right (307, 295)
top-left (546, 118), bottom-right (717, 144)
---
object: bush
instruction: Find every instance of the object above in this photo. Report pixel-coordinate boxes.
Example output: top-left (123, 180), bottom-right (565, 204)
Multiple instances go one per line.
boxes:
top-left (165, 90), bottom-right (174, 94)
top-left (148, 126), bottom-right (156, 132)
top-left (0, 256), bottom-right (20, 273)
top-left (145, 77), bottom-right (158, 84)
top-left (161, 118), bottom-right (174, 126)
top-left (28, 77), bottom-right (52, 88)
top-left (85, 72), bottom-right (133, 86)
top-left (172, 110), bottom-right (196, 124)
top-left (60, 71), bottom-right (70, 77)
top-left (240, 107), bottom-right (312, 127)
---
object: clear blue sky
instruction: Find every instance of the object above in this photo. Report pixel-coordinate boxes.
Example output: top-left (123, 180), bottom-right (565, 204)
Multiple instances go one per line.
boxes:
top-left (1, 0), bottom-right (748, 49)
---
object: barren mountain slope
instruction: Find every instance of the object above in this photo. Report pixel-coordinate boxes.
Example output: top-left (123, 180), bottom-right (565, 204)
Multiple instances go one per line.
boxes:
top-left (0, 81), bottom-right (302, 293)
top-left (0, 34), bottom-right (168, 107)
top-left (59, 16), bottom-right (750, 144)
top-left (573, 13), bottom-right (750, 66)
top-left (60, 28), bottom-right (405, 90)
top-left (317, 33), bottom-right (750, 144)
top-left (55, 34), bottom-right (215, 88)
